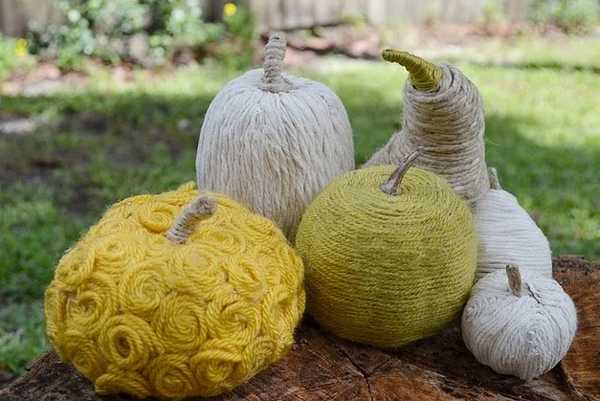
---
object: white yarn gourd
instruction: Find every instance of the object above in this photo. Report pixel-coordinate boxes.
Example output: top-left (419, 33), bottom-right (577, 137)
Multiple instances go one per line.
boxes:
top-left (196, 32), bottom-right (354, 241)
top-left (474, 168), bottom-right (553, 280)
top-left (462, 265), bottom-right (577, 380)
top-left (365, 50), bottom-right (489, 204)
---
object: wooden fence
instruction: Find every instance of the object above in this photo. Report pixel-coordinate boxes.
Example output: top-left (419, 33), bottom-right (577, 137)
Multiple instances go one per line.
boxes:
top-left (0, 0), bottom-right (62, 37)
top-left (0, 0), bottom-right (533, 37)
top-left (251, 0), bottom-right (532, 31)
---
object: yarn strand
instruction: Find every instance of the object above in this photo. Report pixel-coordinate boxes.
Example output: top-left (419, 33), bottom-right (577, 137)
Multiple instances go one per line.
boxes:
top-left (165, 195), bottom-right (217, 244)
top-left (380, 150), bottom-right (420, 195)
top-left (382, 49), bottom-right (443, 91)
top-left (261, 32), bottom-right (292, 92)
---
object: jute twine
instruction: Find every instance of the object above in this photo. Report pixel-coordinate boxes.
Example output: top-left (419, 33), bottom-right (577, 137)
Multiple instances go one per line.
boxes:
top-left (260, 32), bottom-right (293, 92)
top-left (196, 32), bottom-right (354, 242)
top-left (462, 265), bottom-right (577, 380)
top-left (473, 168), bottom-right (553, 280)
top-left (365, 51), bottom-right (489, 204)
top-left (296, 157), bottom-right (477, 348)
top-left (45, 182), bottom-right (305, 398)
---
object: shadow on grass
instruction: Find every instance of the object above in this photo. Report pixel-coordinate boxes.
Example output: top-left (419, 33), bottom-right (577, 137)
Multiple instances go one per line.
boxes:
top-left (0, 84), bottom-right (598, 305)
top-left (484, 114), bottom-right (600, 257)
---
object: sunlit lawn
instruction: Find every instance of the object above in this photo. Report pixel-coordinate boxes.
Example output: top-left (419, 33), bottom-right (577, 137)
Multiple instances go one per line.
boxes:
top-left (1, 37), bottom-right (599, 375)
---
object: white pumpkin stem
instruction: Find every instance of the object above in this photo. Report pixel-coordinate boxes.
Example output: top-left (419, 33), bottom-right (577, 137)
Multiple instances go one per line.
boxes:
top-left (380, 149), bottom-right (420, 195)
top-left (488, 167), bottom-right (502, 190)
top-left (506, 264), bottom-right (543, 303)
top-left (261, 32), bottom-right (291, 92)
top-left (166, 195), bottom-right (217, 244)
top-left (506, 264), bottom-right (523, 297)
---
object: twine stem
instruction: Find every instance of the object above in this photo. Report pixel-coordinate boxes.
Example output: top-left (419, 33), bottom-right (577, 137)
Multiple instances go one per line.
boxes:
top-left (166, 195), bottom-right (217, 244)
top-left (488, 167), bottom-right (502, 190)
top-left (506, 264), bottom-right (523, 297)
top-left (380, 150), bottom-right (420, 195)
top-left (261, 32), bottom-right (290, 92)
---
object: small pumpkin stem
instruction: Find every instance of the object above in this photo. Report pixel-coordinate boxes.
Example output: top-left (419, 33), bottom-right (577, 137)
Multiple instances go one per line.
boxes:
top-left (261, 32), bottom-right (290, 92)
top-left (506, 264), bottom-right (523, 297)
top-left (382, 49), bottom-right (443, 91)
top-left (380, 150), bottom-right (420, 196)
top-left (488, 167), bottom-right (502, 190)
top-left (166, 195), bottom-right (217, 244)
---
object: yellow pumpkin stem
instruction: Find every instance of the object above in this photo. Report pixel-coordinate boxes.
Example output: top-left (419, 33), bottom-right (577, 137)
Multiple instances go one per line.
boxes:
top-left (382, 49), bottom-right (442, 91)
top-left (166, 195), bottom-right (217, 244)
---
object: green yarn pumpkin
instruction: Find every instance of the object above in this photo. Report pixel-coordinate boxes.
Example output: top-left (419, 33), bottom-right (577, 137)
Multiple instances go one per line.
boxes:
top-left (296, 153), bottom-right (477, 347)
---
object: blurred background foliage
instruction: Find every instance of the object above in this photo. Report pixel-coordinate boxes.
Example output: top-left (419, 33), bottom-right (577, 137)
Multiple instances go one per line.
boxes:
top-left (0, 0), bottom-right (599, 382)
top-left (26, 0), bottom-right (255, 69)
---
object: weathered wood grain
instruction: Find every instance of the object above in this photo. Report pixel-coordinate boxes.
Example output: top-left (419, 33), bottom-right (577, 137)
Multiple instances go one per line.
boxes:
top-left (1, 256), bottom-right (597, 401)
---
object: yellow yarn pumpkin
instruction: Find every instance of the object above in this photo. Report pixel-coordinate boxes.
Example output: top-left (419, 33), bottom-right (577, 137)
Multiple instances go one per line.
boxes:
top-left (296, 155), bottom-right (477, 348)
top-left (44, 182), bottom-right (305, 399)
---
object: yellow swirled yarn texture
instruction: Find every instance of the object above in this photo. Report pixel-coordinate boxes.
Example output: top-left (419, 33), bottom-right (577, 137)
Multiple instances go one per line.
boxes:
top-left (296, 166), bottom-right (477, 348)
top-left (44, 182), bottom-right (305, 399)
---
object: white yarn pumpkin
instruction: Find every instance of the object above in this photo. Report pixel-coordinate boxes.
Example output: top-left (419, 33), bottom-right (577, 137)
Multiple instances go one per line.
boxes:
top-left (462, 265), bottom-right (577, 380)
top-left (474, 168), bottom-right (553, 280)
top-left (196, 33), bottom-right (354, 241)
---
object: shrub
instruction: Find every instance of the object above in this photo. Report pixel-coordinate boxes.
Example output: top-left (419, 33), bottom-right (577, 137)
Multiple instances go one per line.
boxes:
top-left (529, 0), bottom-right (600, 33)
top-left (0, 35), bottom-right (35, 79)
top-left (27, 0), bottom-right (252, 70)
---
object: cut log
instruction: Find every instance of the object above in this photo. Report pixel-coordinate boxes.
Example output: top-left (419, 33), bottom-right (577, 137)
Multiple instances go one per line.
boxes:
top-left (1, 256), bottom-right (598, 401)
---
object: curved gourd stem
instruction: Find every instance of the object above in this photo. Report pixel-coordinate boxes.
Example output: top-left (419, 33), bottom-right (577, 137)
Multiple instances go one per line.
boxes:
top-left (380, 150), bottom-right (420, 196)
top-left (506, 264), bottom-right (523, 297)
top-left (488, 167), bottom-right (502, 190)
top-left (261, 32), bottom-right (292, 92)
top-left (382, 49), bottom-right (443, 91)
top-left (506, 264), bottom-right (542, 303)
top-left (166, 195), bottom-right (217, 244)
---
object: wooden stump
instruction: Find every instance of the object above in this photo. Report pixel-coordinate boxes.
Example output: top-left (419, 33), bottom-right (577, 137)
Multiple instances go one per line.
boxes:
top-left (1, 256), bottom-right (598, 401)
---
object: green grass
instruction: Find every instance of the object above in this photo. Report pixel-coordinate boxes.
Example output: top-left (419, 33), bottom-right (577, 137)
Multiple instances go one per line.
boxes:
top-left (0, 41), bottom-right (599, 376)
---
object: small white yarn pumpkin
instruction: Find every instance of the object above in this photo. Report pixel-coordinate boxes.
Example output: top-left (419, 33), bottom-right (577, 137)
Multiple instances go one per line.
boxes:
top-left (462, 265), bottom-right (577, 380)
top-left (474, 168), bottom-right (552, 280)
top-left (196, 32), bottom-right (354, 241)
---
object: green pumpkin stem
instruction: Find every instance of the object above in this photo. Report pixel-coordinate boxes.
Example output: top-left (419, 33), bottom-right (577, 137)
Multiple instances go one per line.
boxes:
top-left (382, 49), bottom-right (442, 91)
top-left (380, 150), bottom-right (420, 196)
top-left (166, 195), bottom-right (217, 244)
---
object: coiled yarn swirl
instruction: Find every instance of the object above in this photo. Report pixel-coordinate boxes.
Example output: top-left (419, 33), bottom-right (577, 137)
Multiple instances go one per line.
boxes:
top-left (44, 182), bottom-right (305, 399)
top-left (296, 166), bottom-right (477, 348)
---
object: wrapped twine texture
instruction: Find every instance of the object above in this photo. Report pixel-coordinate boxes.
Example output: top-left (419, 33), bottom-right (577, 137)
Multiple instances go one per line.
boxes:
top-left (365, 62), bottom-right (489, 204)
top-left (462, 266), bottom-right (577, 380)
top-left (296, 165), bottom-right (477, 348)
top-left (196, 33), bottom-right (354, 241)
top-left (44, 183), bottom-right (305, 399)
top-left (473, 168), bottom-right (553, 279)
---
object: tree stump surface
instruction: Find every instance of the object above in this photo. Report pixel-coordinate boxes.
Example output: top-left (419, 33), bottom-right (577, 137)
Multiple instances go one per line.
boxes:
top-left (1, 256), bottom-right (598, 401)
